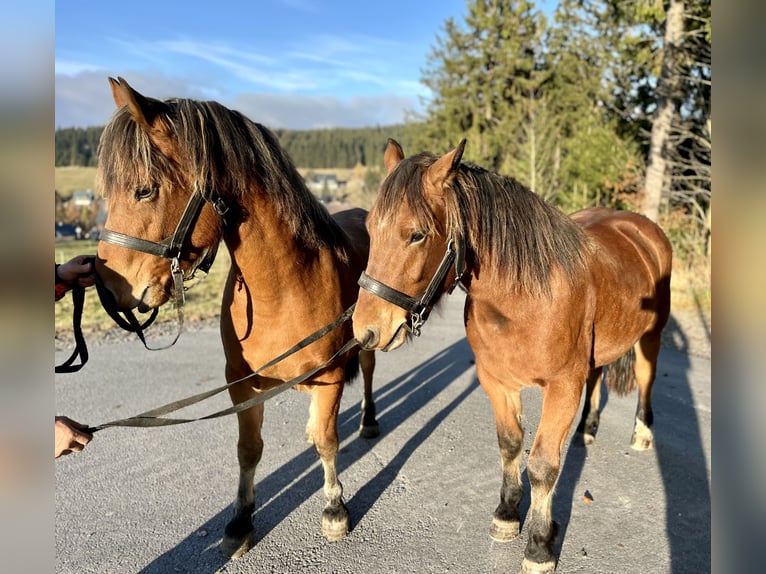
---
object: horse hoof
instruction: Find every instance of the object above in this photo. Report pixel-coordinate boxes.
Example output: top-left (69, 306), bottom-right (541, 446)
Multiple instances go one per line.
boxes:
top-left (520, 558), bottom-right (556, 574)
top-left (359, 423), bottom-right (380, 439)
top-left (489, 517), bottom-right (520, 542)
top-left (219, 531), bottom-right (254, 559)
top-left (630, 419), bottom-right (654, 450)
top-left (574, 431), bottom-right (595, 447)
top-left (322, 516), bottom-right (350, 541)
top-left (631, 435), bottom-right (654, 451)
top-left (322, 506), bottom-right (350, 541)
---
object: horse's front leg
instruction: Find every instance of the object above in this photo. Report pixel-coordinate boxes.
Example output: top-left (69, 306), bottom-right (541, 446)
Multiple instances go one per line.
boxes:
top-left (478, 368), bottom-right (525, 542)
top-left (310, 380), bottom-right (350, 540)
top-left (522, 378), bottom-right (583, 574)
top-left (359, 349), bottom-right (379, 438)
top-left (220, 382), bottom-right (264, 559)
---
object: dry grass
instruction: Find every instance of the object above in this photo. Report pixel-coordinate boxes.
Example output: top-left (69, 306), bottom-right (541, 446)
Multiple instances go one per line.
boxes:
top-left (669, 256), bottom-right (711, 323)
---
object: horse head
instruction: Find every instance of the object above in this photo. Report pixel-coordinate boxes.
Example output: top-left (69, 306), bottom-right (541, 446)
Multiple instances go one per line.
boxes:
top-left (95, 77), bottom-right (223, 312)
top-left (353, 138), bottom-right (467, 351)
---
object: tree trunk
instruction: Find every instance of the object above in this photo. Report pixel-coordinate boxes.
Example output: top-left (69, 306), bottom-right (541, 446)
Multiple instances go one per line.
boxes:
top-left (643, 0), bottom-right (685, 222)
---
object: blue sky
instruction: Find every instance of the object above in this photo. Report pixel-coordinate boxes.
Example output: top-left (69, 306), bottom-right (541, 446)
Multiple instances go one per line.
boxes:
top-left (55, 1), bottom-right (559, 130)
top-left (55, 0), bottom-right (475, 130)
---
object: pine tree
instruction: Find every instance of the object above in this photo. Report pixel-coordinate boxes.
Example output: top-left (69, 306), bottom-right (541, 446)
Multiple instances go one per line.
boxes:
top-left (418, 0), bottom-right (546, 173)
top-left (594, 0), bottom-right (711, 254)
top-left (543, 0), bottom-right (643, 210)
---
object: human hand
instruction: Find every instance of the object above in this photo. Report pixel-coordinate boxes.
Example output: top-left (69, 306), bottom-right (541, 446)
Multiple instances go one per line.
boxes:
top-left (56, 255), bottom-right (95, 288)
top-left (54, 416), bottom-right (93, 458)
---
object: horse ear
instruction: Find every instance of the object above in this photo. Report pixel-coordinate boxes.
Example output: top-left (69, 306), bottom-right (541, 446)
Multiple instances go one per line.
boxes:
top-left (108, 76), bottom-right (164, 132)
top-left (109, 77), bottom-right (128, 108)
top-left (384, 139), bottom-right (405, 174)
top-left (426, 139), bottom-right (467, 194)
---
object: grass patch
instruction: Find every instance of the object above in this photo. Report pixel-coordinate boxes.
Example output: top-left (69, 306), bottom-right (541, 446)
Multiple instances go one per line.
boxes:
top-left (55, 166), bottom-right (99, 197)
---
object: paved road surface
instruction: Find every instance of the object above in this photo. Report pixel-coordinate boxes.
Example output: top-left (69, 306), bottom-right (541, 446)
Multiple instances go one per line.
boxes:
top-left (55, 293), bottom-right (711, 573)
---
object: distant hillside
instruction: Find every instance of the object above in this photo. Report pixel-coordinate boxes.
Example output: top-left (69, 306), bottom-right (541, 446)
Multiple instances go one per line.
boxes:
top-left (55, 124), bottom-right (421, 169)
top-left (55, 166), bottom-right (98, 196)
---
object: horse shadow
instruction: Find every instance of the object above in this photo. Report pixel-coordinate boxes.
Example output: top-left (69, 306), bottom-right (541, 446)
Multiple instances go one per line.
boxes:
top-left (549, 310), bottom-right (711, 572)
top-left (138, 338), bottom-right (476, 574)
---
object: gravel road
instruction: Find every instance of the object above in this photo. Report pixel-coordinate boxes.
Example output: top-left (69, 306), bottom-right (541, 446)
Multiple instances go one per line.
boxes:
top-left (55, 292), bottom-right (711, 573)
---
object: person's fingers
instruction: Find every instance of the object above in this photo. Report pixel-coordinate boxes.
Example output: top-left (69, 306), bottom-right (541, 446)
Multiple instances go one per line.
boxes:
top-left (76, 276), bottom-right (96, 287)
top-left (73, 432), bottom-right (92, 446)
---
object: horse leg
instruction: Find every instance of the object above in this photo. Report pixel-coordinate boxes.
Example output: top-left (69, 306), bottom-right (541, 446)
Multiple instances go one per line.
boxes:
top-left (310, 382), bottom-right (350, 541)
top-left (220, 388), bottom-right (265, 558)
top-left (305, 394), bottom-right (317, 444)
top-left (480, 373), bottom-right (524, 542)
top-left (630, 334), bottom-right (661, 450)
top-left (575, 367), bottom-right (604, 446)
top-left (522, 380), bottom-right (582, 574)
top-left (358, 349), bottom-right (379, 438)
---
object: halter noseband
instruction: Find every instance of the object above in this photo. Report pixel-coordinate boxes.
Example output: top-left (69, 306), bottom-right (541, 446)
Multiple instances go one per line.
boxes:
top-left (357, 236), bottom-right (466, 336)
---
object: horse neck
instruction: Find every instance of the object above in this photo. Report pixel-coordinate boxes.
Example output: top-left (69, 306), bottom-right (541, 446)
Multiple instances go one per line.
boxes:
top-left (222, 192), bottom-right (326, 297)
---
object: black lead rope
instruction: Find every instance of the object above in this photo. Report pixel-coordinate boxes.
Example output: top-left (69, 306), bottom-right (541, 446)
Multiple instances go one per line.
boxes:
top-left (83, 305), bottom-right (358, 434)
top-left (92, 265), bottom-right (179, 351)
top-left (55, 284), bottom-right (89, 374)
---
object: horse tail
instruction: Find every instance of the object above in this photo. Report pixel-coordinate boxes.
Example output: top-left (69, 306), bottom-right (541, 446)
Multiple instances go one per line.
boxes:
top-left (344, 351), bottom-right (361, 383)
top-left (603, 347), bottom-right (637, 397)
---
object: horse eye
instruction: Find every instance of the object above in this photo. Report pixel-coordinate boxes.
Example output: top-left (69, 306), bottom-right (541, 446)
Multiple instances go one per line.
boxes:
top-left (134, 186), bottom-right (156, 201)
top-left (409, 231), bottom-right (427, 244)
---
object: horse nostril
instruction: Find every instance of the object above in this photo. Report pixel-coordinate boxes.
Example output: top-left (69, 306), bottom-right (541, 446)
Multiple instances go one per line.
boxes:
top-left (358, 327), bottom-right (379, 350)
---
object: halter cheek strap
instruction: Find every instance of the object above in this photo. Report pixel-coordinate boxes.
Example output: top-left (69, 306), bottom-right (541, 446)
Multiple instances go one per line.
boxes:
top-left (357, 236), bottom-right (466, 336)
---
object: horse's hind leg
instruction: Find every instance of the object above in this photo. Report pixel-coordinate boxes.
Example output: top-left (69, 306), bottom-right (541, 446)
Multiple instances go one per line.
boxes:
top-left (478, 369), bottom-right (524, 542)
top-left (220, 395), bottom-right (264, 558)
top-left (575, 367), bottom-right (604, 446)
top-left (359, 349), bottom-right (379, 438)
top-left (631, 277), bottom-right (670, 451)
top-left (631, 333), bottom-right (661, 450)
top-left (523, 378), bottom-right (583, 574)
top-left (311, 381), bottom-right (350, 541)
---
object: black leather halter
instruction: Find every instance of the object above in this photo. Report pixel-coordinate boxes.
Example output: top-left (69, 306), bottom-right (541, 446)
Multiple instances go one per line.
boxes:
top-left (357, 236), bottom-right (466, 336)
top-left (97, 187), bottom-right (224, 349)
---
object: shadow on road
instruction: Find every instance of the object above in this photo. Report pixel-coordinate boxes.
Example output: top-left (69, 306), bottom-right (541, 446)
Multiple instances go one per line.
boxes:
top-left (138, 338), bottom-right (476, 574)
top-left (550, 312), bottom-right (710, 572)
top-left (136, 312), bottom-right (711, 573)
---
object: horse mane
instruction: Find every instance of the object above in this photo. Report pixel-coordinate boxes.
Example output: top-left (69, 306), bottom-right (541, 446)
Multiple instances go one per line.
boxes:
top-left (97, 97), bottom-right (348, 259)
top-left (373, 152), bottom-right (591, 296)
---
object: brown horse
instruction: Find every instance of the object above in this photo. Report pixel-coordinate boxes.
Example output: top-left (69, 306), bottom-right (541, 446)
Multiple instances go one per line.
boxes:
top-left (352, 139), bottom-right (672, 574)
top-left (94, 77), bottom-right (379, 558)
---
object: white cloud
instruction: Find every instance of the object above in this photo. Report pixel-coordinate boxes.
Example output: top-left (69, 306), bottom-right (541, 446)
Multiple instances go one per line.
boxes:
top-left (231, 92), bottom-right (418, 129)
top-left (54, 71), bottom-right (421, 129)
top-left (54, 72), bottom-right (205, 128)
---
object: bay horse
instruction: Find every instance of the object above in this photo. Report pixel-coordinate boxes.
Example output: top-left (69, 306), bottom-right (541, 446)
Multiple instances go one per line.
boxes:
top-left (352, 139), bottom-right (672, 574)
top-left (94, 77), bottom-right (379, 558)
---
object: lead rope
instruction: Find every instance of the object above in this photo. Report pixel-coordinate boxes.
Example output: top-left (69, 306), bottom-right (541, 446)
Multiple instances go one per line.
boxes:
top-left (82, 304), bottom-right (358, 433)
top-left (55, 284), bottom-right (89, 373)
top-left (92, 259), bottom-right (185, 351)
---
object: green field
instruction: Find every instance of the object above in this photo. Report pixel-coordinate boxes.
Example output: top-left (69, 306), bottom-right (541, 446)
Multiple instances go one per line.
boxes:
top-left (55, 166), bottom-right (99, 197)
top-left (55, 240), bottom-right (230, 334)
